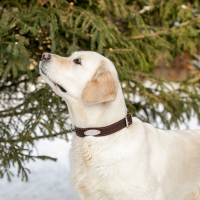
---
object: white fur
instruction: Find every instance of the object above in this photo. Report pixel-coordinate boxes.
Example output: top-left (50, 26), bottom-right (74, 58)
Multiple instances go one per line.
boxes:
top-left (40, 51), bottom-right (200, 200)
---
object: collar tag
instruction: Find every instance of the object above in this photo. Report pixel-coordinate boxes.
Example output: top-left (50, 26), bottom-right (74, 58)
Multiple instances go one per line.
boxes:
top-left (84, 130), bottom-right (101, 136)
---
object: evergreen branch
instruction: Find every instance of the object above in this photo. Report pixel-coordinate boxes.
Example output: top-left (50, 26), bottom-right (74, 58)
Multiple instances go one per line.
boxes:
top-left (0, 102), bottom-right (26, 114)
top-left (129, 19), bottom-right (200, 40)
top-left (0, 79), bottom-right (27, 92)
top-left (0, 131), bottom-right (69, 144)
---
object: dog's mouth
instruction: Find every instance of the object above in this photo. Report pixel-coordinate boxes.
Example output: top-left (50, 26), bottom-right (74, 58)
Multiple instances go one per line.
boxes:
top-left (41, 68), bottom-right (47, 76)
top-left (55, 83), bottom-right (67, 93)
top-left (40, 68), bottom-right (67, 93)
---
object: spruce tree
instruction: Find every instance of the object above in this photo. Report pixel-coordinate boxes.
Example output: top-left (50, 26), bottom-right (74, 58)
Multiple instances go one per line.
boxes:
top-left (0, 0), bottom-right (200, 181)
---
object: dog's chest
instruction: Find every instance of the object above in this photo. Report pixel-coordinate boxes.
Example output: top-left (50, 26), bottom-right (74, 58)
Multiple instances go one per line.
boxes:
top-left (70, 135), bottom-right (154, 199)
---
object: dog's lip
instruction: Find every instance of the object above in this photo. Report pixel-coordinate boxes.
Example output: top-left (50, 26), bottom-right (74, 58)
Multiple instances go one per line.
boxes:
top-left (56, 83), bottom-right (67, 93)
top-left (40, 68), bottom-right (67, 93)
top-left (41, 68), bottom-right (47, 76)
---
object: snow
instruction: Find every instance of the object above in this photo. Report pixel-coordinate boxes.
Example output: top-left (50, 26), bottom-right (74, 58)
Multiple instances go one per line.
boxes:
top-left (0, 134), bottom-right (79, 200)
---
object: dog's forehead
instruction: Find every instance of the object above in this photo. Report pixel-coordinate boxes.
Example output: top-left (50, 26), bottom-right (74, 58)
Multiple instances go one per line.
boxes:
top-left (71, 51), bottom-right (103, 60)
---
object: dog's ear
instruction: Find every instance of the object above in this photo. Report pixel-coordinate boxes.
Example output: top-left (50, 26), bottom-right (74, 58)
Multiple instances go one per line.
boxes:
top-left (82, 61), bottom-right (117, 104)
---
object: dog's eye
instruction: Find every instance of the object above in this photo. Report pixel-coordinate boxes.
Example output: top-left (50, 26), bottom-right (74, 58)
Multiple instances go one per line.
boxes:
top-left (73, 58), bottom-right (81, 65)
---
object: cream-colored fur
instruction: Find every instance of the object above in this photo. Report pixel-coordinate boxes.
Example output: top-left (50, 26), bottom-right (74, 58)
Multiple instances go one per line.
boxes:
top-left (39, 51), bottom-right (200, 200)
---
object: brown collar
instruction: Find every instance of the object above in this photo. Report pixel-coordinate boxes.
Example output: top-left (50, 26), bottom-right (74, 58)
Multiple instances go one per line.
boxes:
top-left (75, 112), bottom-right (132, 137)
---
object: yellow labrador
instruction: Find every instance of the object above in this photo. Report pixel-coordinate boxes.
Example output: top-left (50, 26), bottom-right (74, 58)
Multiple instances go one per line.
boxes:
top-left (39, 51), bottom-right (200, 200)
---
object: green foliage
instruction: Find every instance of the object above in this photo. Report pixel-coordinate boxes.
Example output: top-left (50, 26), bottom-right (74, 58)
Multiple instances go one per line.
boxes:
top-left (0, 0), bottom-right (200, 181)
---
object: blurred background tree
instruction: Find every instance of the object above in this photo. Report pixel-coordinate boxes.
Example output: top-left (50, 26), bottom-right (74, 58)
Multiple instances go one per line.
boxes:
top-left (0, 0), bottom-right (200, 181)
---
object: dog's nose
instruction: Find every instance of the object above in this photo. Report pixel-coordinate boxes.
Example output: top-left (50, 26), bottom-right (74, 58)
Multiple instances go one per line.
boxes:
top-left (41, 53), bottom-right (51, 61)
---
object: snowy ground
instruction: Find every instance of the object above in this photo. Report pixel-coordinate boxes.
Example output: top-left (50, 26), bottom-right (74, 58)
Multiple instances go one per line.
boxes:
top-left (0, 134), bottom-right (79, 200)
top-left (0, 118), bottom-right (200, 200)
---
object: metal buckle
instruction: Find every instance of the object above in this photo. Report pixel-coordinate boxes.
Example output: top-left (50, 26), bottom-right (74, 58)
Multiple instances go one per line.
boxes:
top-left (70, 124), bottom-right (75, 132)
top-left (125, 113), bottom-right (132, 128)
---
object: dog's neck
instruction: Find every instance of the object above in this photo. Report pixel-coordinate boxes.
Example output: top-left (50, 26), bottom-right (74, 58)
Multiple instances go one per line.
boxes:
top-left (65, 86), bottom-right (127, 128)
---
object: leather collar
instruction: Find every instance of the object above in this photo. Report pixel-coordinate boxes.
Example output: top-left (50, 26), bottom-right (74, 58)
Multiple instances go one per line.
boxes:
top-left (75, 112), bottom-right (132, 137)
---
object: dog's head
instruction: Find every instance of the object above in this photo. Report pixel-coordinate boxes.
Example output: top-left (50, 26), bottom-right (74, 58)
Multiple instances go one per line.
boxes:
top-left (39, 51), bottom-right (119, 105)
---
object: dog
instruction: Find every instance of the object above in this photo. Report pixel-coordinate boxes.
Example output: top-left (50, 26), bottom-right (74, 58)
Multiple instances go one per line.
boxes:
top-left (39, 51), bottom-right (200, 200)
